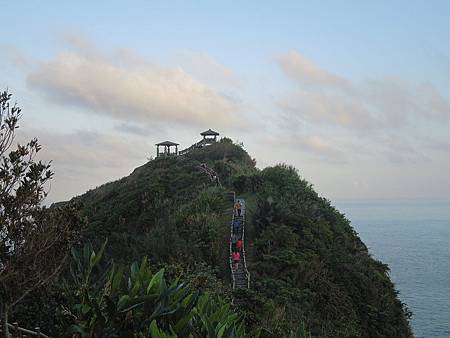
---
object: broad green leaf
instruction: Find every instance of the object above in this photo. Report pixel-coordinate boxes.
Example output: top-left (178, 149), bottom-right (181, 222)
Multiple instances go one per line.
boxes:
top-left (147, 268), bottom-right (165, 294)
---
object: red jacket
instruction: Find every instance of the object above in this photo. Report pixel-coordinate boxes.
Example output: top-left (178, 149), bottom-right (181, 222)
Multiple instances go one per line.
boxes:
top-left (237, 239), bottom-right (243, 249)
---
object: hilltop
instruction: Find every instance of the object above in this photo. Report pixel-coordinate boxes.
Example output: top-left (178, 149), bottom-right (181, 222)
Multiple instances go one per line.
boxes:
top-left (23, 138), bottom-right (412, 337)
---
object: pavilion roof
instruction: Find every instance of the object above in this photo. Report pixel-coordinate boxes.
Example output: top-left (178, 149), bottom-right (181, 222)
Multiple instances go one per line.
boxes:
top-left (200, 129), bottom-right (220, 136)
top-left (155, 141), bottom-right (179, 146)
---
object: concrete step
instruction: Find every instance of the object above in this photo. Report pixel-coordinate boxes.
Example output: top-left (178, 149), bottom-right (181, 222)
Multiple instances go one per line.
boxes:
top-left (233, 282), bottom-right (248, 289)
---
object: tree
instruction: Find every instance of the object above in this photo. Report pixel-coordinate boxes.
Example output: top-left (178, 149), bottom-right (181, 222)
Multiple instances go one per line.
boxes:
top-left (0, 91), bottom-right (81, 336)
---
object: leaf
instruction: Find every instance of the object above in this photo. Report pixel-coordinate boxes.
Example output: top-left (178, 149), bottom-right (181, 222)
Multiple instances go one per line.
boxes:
top-left (149, 320), bottom-right (160, 337)
top-left (118, 300), bottom-right (145, 313)
top-left (131, 261), bottom-right (139, 278)
top-left (147, 268), bottom-right (165, 294)
top-left (117, 295), bottom-right (131, 311)
top-left (92, 238), bottom-right (108, 267)
top-left (81, 303), bottom-right (91, 315)
top-left (66, 324), bottom-right (86, 337)
top-left (216, 323), bottom-right (227, 338)
top-left (110, 264), bottom-right (124, 291)
top-left (199, 313), bottom-right (215, 338)
top-left (173, 311), bottom-right (196, 335)
top-left (89, 250), bottom-right (96, 269)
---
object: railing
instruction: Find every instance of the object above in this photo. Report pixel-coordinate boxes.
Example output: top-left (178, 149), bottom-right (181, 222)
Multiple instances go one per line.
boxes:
top-left (229, 194), bottom-right (250, 291)
top-left (0, 322), bottom-right (50, 338)
top-left (179, 139), bottom-right (207, 156)
top-left (240, 208), bottom-right (251, 289)
top-left (197, 164), bottom-right (220, 186)
top-left (156, 152), bottom-right (178, 158)
top-left (228, 191), bottom-right (236, 289)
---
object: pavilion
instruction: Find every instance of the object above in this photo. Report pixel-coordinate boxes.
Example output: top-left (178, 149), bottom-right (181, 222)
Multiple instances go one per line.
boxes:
top-left (200, 129), bottom-right (220, 145)
top-left (155, 141), bottom-right (179, 157)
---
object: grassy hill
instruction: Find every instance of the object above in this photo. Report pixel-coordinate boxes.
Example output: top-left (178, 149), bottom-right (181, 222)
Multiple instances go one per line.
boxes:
top-left (24, 138), bottom-right (411, 337)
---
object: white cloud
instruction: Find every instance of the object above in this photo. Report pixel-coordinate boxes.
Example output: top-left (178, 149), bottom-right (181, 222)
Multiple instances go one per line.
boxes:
top-left (176, 50), bottom-right (240, 88)
top-left (27, 38), bottom-right (239, 129)
top-left (279, 89), bottom-right (378, 130)
top-left (301, 135), bottom-right (346, 161)
top-left (277, 51), bottom-right (450, 131)
top-left (258, 132), bottom-right (346, 163)
top-left (16, 128), bottom-right (149, 202)
top-left (2, 44), bottom-right (32, 69)
top-left (115, 123), bottom-right (151, 136)
top-left (278, 51), bottom-right (349, 89)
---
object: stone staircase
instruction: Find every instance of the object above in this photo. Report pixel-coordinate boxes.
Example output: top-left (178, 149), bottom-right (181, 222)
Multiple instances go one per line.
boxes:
top-left (197, 164), bottom-right (220, 186)
top-left (229, 198), bottom-right (250, 292)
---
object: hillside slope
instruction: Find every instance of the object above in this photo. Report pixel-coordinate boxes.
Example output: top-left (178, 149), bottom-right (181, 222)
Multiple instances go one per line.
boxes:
top-left (239, 165), bottom-right (411, 337)
top-left (66, 139), bottom-right (411, 337)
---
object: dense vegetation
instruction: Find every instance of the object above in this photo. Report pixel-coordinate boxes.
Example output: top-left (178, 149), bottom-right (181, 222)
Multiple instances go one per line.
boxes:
top-left (10, 138), bottom-right (412, 337)
top-left (238, 165), bottom-right (412, 337)
top-left (0, 91), bottom-right (81, 336)
top-left (62, 240), bottom-right (246, 338)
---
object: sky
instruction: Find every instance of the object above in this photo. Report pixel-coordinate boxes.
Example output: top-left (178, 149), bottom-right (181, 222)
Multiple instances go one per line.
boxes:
top-left (1, 1), bottom-right (450, 203)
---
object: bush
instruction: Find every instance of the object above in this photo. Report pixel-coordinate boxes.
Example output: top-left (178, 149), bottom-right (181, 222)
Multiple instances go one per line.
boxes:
top-left (63, 241), bottom-right (246, 338)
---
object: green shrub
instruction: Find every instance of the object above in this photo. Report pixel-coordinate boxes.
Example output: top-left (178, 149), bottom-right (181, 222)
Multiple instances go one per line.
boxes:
top-left (63, 241), bottom-right (245, 338)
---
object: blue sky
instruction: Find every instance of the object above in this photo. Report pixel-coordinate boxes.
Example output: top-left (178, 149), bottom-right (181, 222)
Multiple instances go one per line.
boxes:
top-left (1, 1), bottom-right (450, 202)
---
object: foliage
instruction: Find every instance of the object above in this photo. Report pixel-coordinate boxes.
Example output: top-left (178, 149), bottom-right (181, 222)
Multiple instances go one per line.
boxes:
top-left (63, 241), bottom-right (245, 337)
top-left (9, 134), bottom-right (412, 337)
top-left (186, 138), bottom-right (257, 187)
top-left (0, 91), bottom-right (82, 335)
top-left (244, 164), bottom-right (413, 338)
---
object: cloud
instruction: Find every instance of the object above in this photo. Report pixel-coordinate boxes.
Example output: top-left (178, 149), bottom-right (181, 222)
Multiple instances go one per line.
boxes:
top-left (176, 50), bottom-right (240, 88)
top-left (27, 38), bottom-right (239, 129)
top-left (424, 140), bottom-right (450, 152)
top-left (278, 51), bottom-right (349, 89)
top-left (21, 129), bottom-right (146, 172)
top-left (301, 135), bottom-right (346, 161)
top-left (1, 44), bottom-right (32, 69)
top-left (259, 132), bottom-right (346, 163)
top-left (115, 123), bottom-right (151, 136)
top-left (16, 128), bottom-right (149, 202)
top-left (381, 139), bottom-right (430, 164)
top-left (60, 32), bottom-right (104, 61)
top-left (279, 89), bottom-right (378, 129)
top-left (362, 78), bottom-right (450, 126)
top-left (277, 51), bottom-right (450, 130)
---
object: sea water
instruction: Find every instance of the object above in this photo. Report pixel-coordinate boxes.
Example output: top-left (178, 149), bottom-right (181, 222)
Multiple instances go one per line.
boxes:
top-left (334, 199), bottom-right (450, 338)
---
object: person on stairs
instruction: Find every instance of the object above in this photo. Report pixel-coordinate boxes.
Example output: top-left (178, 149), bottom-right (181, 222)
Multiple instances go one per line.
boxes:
top-left (236, 238), bottom-right (243, 251)
top-left (234, 200), bottom-right (242, 217)
top-left (233, 221), bottom-right (241, 235)
top-left (231, 240), bottom-right (237, 252)
top-left (232, 251), bottom-right (241, 270)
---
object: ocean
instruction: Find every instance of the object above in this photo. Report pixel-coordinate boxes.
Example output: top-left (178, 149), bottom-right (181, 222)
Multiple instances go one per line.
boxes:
top-left (334, 199), bottom-right (450, 338)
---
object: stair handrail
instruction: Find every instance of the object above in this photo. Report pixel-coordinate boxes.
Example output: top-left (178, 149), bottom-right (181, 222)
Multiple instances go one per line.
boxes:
top-left (242, 223), bottom-right (250, 288)
top-left (179, 139), bottom-right (208, 156)
top-left (240, 203), bottom-right (251, 288)
top-left (229, 191), bottom-right (237, 289)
